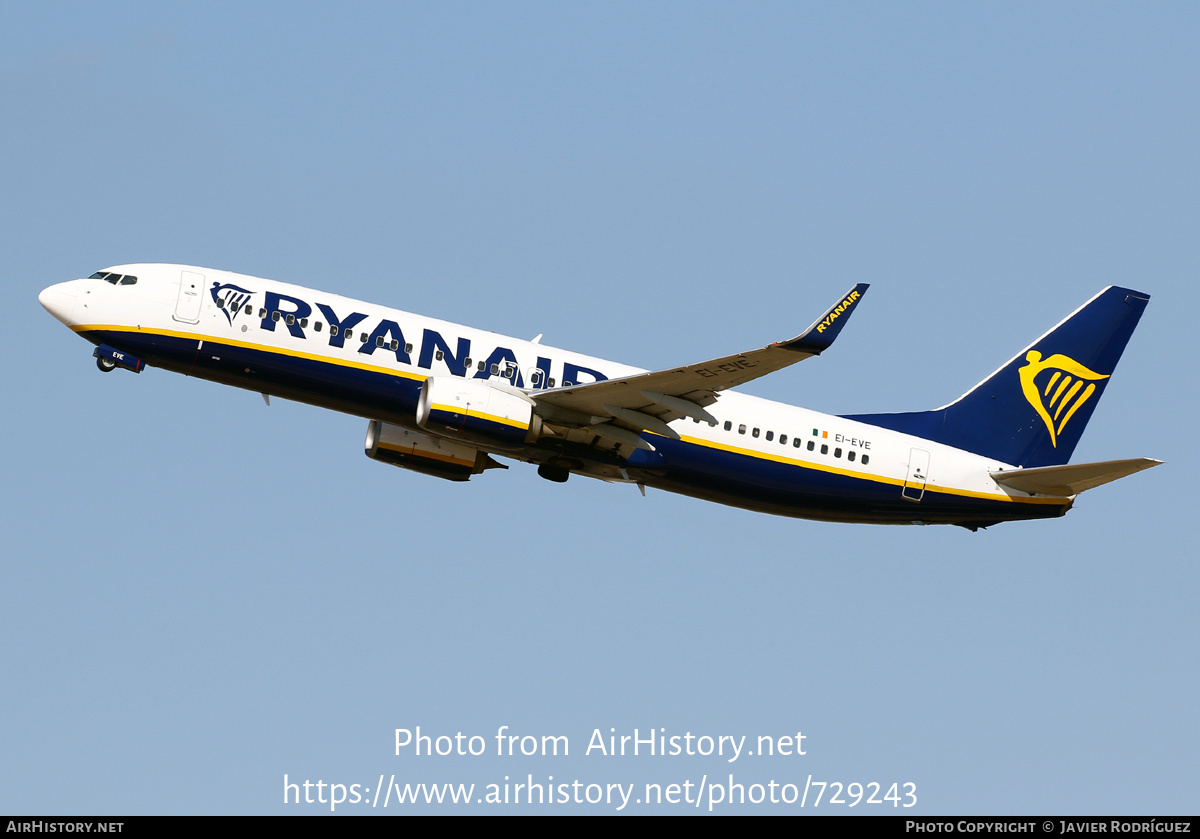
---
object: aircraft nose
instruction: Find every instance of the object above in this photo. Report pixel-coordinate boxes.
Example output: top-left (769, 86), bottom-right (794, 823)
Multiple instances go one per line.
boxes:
top-left (39, 282), bottom-right (77, 325)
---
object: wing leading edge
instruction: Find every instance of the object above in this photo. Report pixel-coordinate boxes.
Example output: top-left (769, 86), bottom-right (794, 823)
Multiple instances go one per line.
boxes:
top-left (532, 283), bottom-right (869, 448)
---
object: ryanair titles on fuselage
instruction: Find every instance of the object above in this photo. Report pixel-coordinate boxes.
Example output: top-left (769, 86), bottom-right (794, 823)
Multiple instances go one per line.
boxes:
top-left (211, 282), bottom-right (609, 390)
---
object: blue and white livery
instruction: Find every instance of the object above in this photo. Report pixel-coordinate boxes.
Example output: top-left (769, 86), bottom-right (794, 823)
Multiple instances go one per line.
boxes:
top-left (39, 265), bottom-right (1160, 530)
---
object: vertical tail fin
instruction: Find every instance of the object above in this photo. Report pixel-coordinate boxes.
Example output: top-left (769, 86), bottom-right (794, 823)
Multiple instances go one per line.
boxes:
top-left (845, 286), bottom-right (1150, 467)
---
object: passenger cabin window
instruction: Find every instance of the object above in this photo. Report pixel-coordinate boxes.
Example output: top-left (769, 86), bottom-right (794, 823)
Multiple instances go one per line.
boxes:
top-left (848, 451), bottom-right (856, 462)
top-left (807, 441), bottom-right (814, 451)
top-left (820, 444), bottom-right (829, 455)
top-left (724, 421), bottom-right (732, 431)
top-left (314, 321), bottom-right (323, 332)
top-left (330, 325), bottom-right (339, 336)
top-left (765, 431), bottom-right (774, 441)
top-left (834, 447), bottom-right (842, 458)
top-left (861, 455), bottom-right (870, 466)
top-left (794, 438), bottom-right (802, 448)
top-left (779, 434), bottom-right (787, 445)
top-left (738, 424), bottom-right (746, 435)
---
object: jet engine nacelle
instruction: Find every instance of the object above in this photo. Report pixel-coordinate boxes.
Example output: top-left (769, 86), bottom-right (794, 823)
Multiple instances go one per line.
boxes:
top-left (416, 376), bottom-right (542, 449)
top-left (364, 421), bottom-right (505, 482)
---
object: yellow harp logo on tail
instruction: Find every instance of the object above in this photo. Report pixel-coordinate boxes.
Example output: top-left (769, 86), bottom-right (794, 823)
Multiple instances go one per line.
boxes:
top-left (1018, 351), bottom-right (1109, 447)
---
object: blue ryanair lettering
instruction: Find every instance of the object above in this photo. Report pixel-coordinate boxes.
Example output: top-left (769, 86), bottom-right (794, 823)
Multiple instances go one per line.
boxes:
top-left (359, 319), bottom-right (412, 363)
top-left (315, 303), bottom-right (368, 349)
top-left (418, 329), bottom-right (471, 376)
top-left (534, 356), bottom-right (552, 389)
top-left (261, 291), bottom-right (312, 338)
top-left (562, 362), bottom-right (607, 385)
top-left (474, 346), bottom-right (524, 387)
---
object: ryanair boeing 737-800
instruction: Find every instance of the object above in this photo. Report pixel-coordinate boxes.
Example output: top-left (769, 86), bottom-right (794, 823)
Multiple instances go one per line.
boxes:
top-left (39, 265), bottom-right (1160, 529)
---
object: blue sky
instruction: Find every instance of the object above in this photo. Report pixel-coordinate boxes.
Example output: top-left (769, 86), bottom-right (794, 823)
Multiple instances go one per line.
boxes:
top-left (3, 2), bottom-right (1197, 814)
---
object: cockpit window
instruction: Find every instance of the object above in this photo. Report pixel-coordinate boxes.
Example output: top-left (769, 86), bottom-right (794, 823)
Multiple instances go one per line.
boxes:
top-left (88, 271), bottom-right (137, 285)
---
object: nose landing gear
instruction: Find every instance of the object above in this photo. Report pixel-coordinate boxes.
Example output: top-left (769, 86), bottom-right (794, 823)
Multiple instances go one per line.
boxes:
top-left (92, 344), bottom-right (145, 373)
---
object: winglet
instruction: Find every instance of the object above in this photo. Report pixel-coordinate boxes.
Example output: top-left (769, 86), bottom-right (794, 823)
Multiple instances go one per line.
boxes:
top-left (781, 283), bottom-right (870, 354)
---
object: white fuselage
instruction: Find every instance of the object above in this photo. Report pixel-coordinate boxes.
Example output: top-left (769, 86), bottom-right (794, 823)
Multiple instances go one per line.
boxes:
top-left (39, 264), bottom-right (1072, 526)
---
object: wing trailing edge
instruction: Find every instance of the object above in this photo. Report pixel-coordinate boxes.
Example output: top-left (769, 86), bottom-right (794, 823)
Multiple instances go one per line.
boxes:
top-left (532, 283), bottom-right (869, 437)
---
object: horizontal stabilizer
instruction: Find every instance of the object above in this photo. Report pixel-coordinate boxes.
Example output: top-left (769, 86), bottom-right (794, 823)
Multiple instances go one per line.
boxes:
top-left (991, 457), bottom-right (1162, 496)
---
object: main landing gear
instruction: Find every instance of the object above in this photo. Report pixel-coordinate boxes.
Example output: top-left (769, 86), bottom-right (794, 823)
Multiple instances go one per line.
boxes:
top-left (537, 463), bottom-right (570, 483)
top-left (96, 356), bottom-right (118, 373)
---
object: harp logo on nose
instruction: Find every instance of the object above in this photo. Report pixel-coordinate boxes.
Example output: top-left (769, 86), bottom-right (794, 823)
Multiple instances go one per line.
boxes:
top-left (1018, 351), bottom-right (1109, 447)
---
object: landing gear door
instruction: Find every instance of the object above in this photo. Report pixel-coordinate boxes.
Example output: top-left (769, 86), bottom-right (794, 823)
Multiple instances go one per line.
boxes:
top-left (902, 448), bottom-right (930, 502)
top-left (174, 270), bottom-right (204, 324)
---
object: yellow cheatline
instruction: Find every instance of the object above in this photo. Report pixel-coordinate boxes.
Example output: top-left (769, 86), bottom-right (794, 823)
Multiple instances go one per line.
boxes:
top-left (377, 443), bottom-right (475, 468)
top-left (678, 435), bottom-right (1066, 505)
top-left (74, 323), bottom-right (427, 382)
top-left (79, 325), bottom-right (1068, 506)
top-left (429, 403), bottom-right (528, 430)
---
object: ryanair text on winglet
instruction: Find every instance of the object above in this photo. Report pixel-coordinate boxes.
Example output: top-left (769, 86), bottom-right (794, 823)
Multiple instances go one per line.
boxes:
top-left (815, 290), bottom-right (862, 334)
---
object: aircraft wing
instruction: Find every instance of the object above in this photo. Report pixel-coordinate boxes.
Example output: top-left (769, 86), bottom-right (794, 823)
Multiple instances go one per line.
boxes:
top-left (532, 284), bottom-right (868, 447)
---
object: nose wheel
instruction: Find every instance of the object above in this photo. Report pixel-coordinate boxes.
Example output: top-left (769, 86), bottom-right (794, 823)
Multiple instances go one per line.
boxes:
top-left (96, 356), bottom-right (118, 372)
